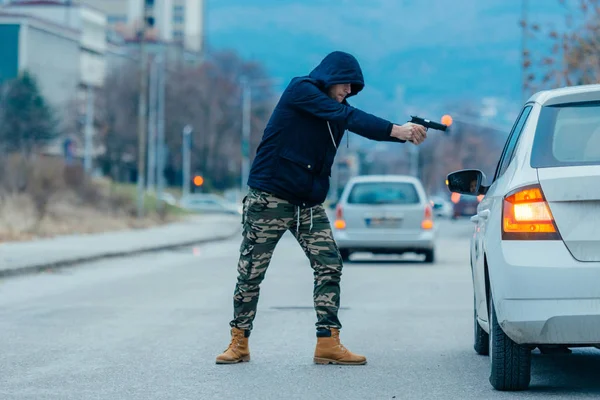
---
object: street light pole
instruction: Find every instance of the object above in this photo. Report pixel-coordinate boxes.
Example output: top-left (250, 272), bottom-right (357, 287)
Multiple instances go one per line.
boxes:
top-left (156, 53), bottom-right (166, 212)
top-left (409, 145), bottom-right (419, 178)
top-left (136, 3), bottom-right (151, 219)
top-left (238, 77), bottom-right (284, 193)
top-left (240, 77), bottom-right (251, 192)
top-left (147, 55), bottom-right (158, 194)
top-left (182, 125), bottom-right (193, 198)
top-left (83, 84), bottom-right (94, 174)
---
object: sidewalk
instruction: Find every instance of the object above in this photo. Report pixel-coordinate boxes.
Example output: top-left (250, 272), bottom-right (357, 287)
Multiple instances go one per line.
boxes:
top-left (0, 214), bottom-right (241, 278)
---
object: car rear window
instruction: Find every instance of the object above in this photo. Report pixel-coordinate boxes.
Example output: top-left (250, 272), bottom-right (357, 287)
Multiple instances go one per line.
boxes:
top-left (531, 101), bottom-right (600, 167)
top-left (347, 182), bottom-right (420, 205)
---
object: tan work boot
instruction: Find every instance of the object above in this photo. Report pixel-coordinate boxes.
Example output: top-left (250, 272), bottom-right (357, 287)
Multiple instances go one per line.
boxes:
top-left (313, 328), bottom-right (367, 365)
top-left (215, 327), bottom-right (250, 364)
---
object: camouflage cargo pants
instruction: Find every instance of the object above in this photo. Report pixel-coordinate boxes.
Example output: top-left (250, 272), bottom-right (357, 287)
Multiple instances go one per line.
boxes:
top-left (230, 187), bottom-right (344, 334)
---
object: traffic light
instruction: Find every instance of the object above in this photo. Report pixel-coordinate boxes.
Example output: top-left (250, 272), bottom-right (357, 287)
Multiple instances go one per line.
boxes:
top-left (193, 175), bottom-right (204, 187)
top-left (144, 0), bottom-right (155, 27)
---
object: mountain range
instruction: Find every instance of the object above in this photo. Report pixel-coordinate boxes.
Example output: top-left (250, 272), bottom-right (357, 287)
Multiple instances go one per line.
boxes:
top-left (204, 0), bottom-right (569, 134)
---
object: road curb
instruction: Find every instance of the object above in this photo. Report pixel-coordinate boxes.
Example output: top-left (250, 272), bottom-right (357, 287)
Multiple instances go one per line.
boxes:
top-left (0, 227), bottom-right (241, 279)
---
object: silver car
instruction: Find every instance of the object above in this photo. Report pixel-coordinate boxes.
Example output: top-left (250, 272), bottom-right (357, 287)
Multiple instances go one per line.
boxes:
top-left (331, 175), bottom-right (436, 263)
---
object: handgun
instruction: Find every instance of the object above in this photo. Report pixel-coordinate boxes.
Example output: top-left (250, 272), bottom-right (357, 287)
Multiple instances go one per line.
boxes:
top-left (410, 116), bottom-right (449, 133)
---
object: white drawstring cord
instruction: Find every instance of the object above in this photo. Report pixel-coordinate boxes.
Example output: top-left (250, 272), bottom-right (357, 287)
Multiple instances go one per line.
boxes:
top-left (296, 206), bottom-right (314, 234)
top-left (327, 121), bottom-right (337, 150)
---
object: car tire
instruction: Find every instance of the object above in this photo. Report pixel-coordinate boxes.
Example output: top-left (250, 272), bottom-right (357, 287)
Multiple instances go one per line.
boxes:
top-left (339, 249), bottom-right (350, 262)
top-left (423, 249), bottom-right (435, 263)
top-left (474, 296), bottom-right (489, 356)
top-left (489, 294), bottom-right (531, 391)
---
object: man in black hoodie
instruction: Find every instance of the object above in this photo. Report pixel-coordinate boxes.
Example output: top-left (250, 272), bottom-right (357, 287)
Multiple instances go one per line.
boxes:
top-left (216, 51), bottom-right (427, 365)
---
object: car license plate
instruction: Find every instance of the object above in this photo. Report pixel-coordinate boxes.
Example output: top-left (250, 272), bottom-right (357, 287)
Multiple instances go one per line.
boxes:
top-left (365, 217), bottom-right (401, 228)
top-left (465, 207), bottom-right (475, 214)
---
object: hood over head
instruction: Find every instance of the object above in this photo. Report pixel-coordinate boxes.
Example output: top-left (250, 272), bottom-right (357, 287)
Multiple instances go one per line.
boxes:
top-left (308, 51), bottom-right (365, 99)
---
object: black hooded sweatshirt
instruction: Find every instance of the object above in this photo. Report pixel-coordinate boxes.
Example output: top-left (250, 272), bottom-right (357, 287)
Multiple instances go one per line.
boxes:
top-left (247, 51), bottom-right (405, 208)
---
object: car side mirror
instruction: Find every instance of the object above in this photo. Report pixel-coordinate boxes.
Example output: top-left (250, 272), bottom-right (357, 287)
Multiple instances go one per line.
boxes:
top-left (446, 169), bottom-right (489, 196)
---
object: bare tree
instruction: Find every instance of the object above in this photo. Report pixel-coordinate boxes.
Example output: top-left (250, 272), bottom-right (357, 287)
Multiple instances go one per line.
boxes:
top-left (164, 50), bottom-right (276, 190)
top-left (95, 62), bottom-right (140, 183)
top-left (418, 102), bottom-right (507, 194)
top-left (90, 49), bottom-right (276, 191)
top-left (522, 0), bottom-right (600, 95)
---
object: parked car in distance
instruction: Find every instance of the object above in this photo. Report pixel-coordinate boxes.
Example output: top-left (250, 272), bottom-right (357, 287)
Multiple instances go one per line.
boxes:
top-left (429, 195), bottom-right (453, 218)
top-left (179, 193), bottom-right (242, 215)
top-left (158, 192), bottom-right (178, 206)
top-left (332, 174), bottom-right (436, 263)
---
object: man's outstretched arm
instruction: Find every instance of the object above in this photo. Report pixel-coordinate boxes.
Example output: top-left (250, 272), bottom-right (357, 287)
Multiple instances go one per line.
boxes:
top-left (289, 80), bottom-right (426, 144)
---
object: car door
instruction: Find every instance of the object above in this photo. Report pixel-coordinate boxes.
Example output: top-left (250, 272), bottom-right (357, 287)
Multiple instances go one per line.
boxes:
top-left (471, 104), bottom-right (533, 325)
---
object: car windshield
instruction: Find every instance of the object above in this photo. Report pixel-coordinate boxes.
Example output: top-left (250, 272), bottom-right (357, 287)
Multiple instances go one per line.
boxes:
top-left (532, 101), bottom-right (600, 167)
top-left (347, 182), bottom-right (420, 205)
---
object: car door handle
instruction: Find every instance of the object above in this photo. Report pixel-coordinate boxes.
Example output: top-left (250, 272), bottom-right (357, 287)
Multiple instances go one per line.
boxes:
top-left (478, 210), bottom-right (490, 220)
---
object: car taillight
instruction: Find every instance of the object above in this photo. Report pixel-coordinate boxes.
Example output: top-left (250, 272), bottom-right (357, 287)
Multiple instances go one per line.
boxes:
top-left (334, 205), bottom-right (346, 229)
top-left (502, 184), bottom-right (560, 240)
top-left (451, 192), bottom-right (460, 204)
top-left (421, 205), bottom-right (433, 230)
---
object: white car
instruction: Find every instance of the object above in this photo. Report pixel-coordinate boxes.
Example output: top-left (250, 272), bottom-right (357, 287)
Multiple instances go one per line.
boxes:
top-left (447, 84), bottom-right (600, 391)
top-left (332, 175), bottom-right (436, 263)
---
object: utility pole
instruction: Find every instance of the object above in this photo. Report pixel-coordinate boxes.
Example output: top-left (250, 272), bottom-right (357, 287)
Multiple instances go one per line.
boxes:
top-left (240, 77), bottom-right (251, 192)
top-left (136, 0), bottom-right (154, 219)
top-left (238, 77), bottom-right (281, 193)
top-left (330, 157), bottom-right (339, 202)
top-left (182, 125), bottom-right (193, 198)
top-left (409, 146), bottom-right (419, 178)
top-left (156, 53), bottom-right (166, 212)
top-left (83, 84), bottom-right (94, 174)
top-left (147, 55), bottom-right (158, 194)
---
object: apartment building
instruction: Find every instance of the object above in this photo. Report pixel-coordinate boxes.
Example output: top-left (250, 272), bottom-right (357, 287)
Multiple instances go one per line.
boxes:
top-left (81, 0), bottom-right (204, 54)
top-left (1, 0), bottom-right (108, 89)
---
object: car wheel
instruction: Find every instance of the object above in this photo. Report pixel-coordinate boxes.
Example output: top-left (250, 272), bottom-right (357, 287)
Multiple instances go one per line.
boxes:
top-left (423, 249), bottom-right (435, 263)
top-left (488, 294), bottom-right (531, 391)
top-left (474, 296), bottom-right (489, 355)
top-left (339, 249), bottom-right (350, 262)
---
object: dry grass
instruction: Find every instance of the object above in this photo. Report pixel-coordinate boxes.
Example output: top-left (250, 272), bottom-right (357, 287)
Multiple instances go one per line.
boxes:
top-left (0, 154), bottom-right (186, 242)
top-left (0, 192), bottom-right (178, 243)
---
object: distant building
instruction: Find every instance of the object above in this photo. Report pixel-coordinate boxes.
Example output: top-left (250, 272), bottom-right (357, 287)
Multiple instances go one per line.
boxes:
top-left (0, 11), bottom-right (80, 114)
top-left (172, 0), bottom-right (204, 54)
top-left (1, 0), bottom-right (108, 90)
top-left (80, 0), bottom-right (205, 55)
top-left (0, 0), bottom-right (204, 169)
top-left (0, 0), bottom-right (112, 163)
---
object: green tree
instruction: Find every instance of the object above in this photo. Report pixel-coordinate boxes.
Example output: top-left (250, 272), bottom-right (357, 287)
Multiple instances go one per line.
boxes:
top-left (0, 71), bottom-right (58, 157)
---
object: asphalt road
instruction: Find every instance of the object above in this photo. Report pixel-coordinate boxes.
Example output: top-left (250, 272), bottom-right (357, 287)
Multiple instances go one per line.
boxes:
top-left (1, 218), bottom-right (600, 399)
